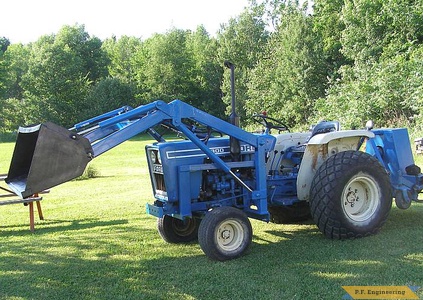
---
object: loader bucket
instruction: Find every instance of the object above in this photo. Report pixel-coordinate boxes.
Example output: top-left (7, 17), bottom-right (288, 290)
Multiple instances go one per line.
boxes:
top-left (6, 122), bottom-right (93, 198)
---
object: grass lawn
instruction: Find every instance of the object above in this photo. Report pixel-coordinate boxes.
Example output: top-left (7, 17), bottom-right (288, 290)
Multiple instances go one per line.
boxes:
top-left (1, 135), bottom-right (423, 300)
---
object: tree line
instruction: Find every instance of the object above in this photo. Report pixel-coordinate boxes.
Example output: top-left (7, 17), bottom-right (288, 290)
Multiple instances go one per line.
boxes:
top-left (1, 0), bottom-right (422, 134)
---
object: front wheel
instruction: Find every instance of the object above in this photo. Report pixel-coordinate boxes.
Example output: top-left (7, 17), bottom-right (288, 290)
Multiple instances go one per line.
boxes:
top-left (310, 150), bottom-right (392, 239)
top-left (157, 215), bottom-right (199, 243)
top-left (198, 207), bottom-right (252, 261)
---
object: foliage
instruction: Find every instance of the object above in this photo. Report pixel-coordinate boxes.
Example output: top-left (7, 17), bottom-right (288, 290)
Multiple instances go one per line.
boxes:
top-left (75, 164), bottom-right (100, 180)
top-left (102, 35), bottom-right (142, 83)
top-left (1, 1), bottom-right (423, 134)
top-left (1, 43), bottom-right (30, 100)
top-left (186, 26), bottom-right (226, 118)
top-left (313, 0), bottom-right (423, 129)
top-left (0, 98), bottom-right (31, 133)
top-left (54, 24), bottom-right (109, 83)
top-left (315, 46), bottom-right (423, 129)
top-left (133, 29), bottom-right (195, 102)
top-left (340, 0), bottom-right (423, 63)
top-left (246, 3), bottom-right (327, 128)
top-left (0, 37), bottom-right (11, 98)
top-left (0, 36), bottom-right (10, 53)
top-left (17, 25), bottom-right (111, 127)
top-left (217, 3), bottom-right (269, 123)
top-left (21, 38), bottom-right (91, 126)
top-left (132, 27), bottom-right (225, 117)
top-left (313, 0), bottom-right (350, 80)
top-left (81, 77), bottom-right (136, 120)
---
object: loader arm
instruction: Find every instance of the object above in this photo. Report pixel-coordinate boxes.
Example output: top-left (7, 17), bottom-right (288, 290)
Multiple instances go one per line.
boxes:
top-left (6, 100), bottom-right (275, 200)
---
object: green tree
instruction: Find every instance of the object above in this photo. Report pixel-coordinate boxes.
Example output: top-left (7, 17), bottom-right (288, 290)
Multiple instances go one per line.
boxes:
top-left (247, 3), bottom-right (327, 128)
top-left (0, 37), bottom-right (11, 98)
top-left (102, 35), bottom-right (142, 83)
top-left (313, 0), bottom-right (350, 78)
top-left (186, 26), bottom-right (225, 117)
top-left (17, 25), bottom-right (112, 126)
top-left (216, 4), bottom-right (269, 124)
top-left (316, 46), bottom-right (423, 129)
top-left (0, 39), bottom-right (33, 132)
top-left (341, 0), bottom-right (423, 63)
top-left (0, 98), bottom-right (32, 132)
top-left (316, 0), bottom-right (423, 129)
top-left (0, 37), bottom-right (9, 53)
top-left (54, 24), bottom-right (109, 83)
top-left (81, 77), bottom-right (135, 119)
top-left (22, 34), bottom-right (91, 126)
top-left (1, 43), bottom-right (30, 100)
top-left (133, 28), bottom-right (197, 103)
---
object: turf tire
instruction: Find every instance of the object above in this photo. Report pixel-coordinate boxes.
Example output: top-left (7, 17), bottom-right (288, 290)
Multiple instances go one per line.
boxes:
top-left (309, 150), bottom-right (392, 239)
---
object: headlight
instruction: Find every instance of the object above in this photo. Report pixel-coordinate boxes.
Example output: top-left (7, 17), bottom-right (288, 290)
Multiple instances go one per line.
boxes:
top-left (157, 151), bottom-right (161, 164)
top-left (150, 151), bottom-right (157, 163)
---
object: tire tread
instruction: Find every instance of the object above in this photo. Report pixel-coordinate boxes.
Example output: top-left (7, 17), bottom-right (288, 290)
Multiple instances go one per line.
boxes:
top-left (310, 151), bottom-right (391, 240)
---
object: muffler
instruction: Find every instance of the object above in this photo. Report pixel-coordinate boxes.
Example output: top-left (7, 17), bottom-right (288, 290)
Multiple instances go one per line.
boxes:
top-left (6, 122), bottom-right (93, 198)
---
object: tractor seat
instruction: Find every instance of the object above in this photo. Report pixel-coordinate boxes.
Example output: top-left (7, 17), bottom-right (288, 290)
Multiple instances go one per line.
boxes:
top-left (309, 120), bottom-right (340, 140)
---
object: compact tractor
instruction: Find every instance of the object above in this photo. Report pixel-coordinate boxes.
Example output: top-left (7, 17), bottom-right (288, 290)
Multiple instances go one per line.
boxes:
top-left (5, 63), bottom-right (423, 260)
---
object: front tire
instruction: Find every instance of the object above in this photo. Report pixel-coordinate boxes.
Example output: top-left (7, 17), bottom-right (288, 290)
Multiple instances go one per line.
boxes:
top-left (198, 207), bottom-right (252, 261)
top-left (310, 150), bottom-right (392, 239)
top-left (157, 215), bottom-right (199, 243)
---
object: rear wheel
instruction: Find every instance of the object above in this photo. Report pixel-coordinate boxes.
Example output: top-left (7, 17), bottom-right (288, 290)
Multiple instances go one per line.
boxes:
top-left (198, 207), bottom-right (252, 261)
top-left (157, 215), bottom-right (199, 243)
top-left (310, 150), bottom-right (392, 239)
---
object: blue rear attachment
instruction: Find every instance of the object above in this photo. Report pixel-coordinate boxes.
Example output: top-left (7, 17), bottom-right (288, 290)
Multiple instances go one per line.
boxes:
top-left (366, 128), bottom-right (423, 207)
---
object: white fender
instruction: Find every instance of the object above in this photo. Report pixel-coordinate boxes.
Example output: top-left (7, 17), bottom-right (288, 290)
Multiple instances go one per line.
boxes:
top-left (296, 130), bottom-right (375, 201)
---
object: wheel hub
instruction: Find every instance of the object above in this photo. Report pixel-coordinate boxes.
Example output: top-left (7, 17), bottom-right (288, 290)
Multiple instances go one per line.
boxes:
top-left (221, 228), bottom-right (231, 240)
top-left (216, 220), bottom-right (243, 251)
top-left (345, 187), bottom-right (360, 208)
top-left (342, 174), bottom-right (380, 222)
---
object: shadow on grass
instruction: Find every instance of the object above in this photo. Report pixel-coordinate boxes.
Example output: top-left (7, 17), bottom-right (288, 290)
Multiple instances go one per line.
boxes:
top-left (0, 218), bottom-right (129, 237)
top-left (0, 204), bottom-right (422, 300)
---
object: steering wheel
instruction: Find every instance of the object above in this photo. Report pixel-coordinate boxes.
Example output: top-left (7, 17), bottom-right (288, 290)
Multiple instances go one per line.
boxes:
top-left (161, 120), bottom-right (223, 141)
top-left (252, 113), bottom-right (290, 133)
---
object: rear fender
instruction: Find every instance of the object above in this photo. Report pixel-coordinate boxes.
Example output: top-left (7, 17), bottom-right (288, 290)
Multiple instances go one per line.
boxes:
top-left (296, 130), bottom-right (374, 201)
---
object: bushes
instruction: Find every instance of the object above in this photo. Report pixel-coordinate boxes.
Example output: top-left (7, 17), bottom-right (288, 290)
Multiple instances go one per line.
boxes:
top-left (80, 77), bottom-right (136, 120)
top-left (313, 45), bottom-right (423, 129)
top-left (76, 164), bottom-right (100, 181)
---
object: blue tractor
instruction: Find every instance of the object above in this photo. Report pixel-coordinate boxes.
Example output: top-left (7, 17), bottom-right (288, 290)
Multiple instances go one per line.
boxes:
top-left (5, 66), bottom-right (423, 261)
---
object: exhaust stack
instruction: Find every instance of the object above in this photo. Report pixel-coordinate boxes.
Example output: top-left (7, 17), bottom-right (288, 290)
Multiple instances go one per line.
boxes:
top-left (224, 61), bottom-right (241, 161)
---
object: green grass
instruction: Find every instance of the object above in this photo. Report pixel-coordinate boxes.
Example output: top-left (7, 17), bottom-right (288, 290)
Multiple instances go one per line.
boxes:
top-left (1, 135), bottom-right (423, 300)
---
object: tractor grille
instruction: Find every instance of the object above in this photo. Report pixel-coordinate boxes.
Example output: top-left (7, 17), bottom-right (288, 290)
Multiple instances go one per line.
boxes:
top-left (154, 173), bottom-right (166, 192)
top-left (148, 149), bottom-right (166, 194)
top-left (151, 163), bottom-right (166, 194)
